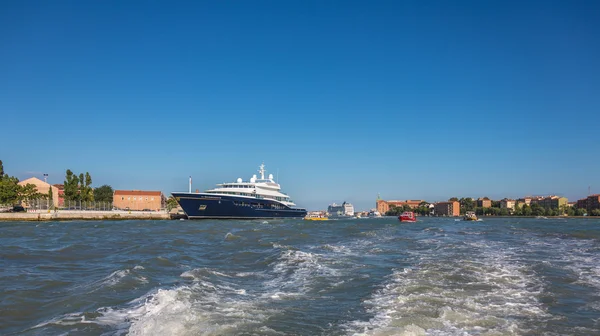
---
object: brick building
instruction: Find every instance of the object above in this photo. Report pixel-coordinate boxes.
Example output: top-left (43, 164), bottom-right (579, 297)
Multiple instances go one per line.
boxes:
top-left (576, 194), bottom-right (600, 213)
top-left (476, 198), bottom-right (492, 208)
top-left (376, 199), bottom-right (425, 214)
top-left (434, 201), bottom-right (460, 216)
top-left (113, 190), bottom-right (166, 211)
top-left (52, 184), bottom-right (65, 207)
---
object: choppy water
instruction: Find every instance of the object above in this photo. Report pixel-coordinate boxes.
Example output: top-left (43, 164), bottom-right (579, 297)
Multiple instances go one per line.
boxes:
top-left (1, 217), bottom-right (600, 335)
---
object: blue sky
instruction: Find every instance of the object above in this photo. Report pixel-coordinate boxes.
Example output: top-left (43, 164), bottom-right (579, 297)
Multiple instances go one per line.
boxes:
top-left (1, 0), bottom-right (599, 211)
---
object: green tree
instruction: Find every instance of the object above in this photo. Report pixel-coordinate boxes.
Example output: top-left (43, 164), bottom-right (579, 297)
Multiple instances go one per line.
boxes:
top-left (512, 206), bottom-right (521, 216)
top-left (415, 205), bottom-right (430, 216)
top-left (459, 198), bottom-right (475, 214)
top-left (385, 204), bottom-right (401, 216)
top-left (18, 183), bottom-right (43, 204)
top-left (448, 197), bottom-right (459, 202)
top-left (475, 207), bottom-right (484, 216)
top-left (78, 172), bottom-right (93, 201)
top-left (0, 160), bottom-right (3, 176)
top-left (565, 206), bottom-right (575, 216)
top-left (489, 207), bottom-right (500, 216)
top-left (64, 169), bottom-right (80, 201)
top-left (575, 208), bottom-right (587, 216)
top-left (531, 204), bottom-right (545, 216)
top-left (78, 173), bottom-right (86, 200)
top-left (592, 209), bottom-right (600, 216)
top-left (0, 175), bottom-right (20, 205)
top-left (94, 185), bottom-right (114, 203)
top-left (522, 204), bottom-right (533, 216)
top-left (166, 196), bottom-right (179, 211)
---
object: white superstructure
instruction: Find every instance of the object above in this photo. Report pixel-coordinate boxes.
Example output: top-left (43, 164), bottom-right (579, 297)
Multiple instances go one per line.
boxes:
top-left (328, 202), bottom-right (355, 217)
top-left (203, 163), bottom-right (298, 207)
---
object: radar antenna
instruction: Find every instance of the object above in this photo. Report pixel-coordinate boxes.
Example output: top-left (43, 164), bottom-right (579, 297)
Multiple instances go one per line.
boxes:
top-left (258, 163), bottom-right (266, 180)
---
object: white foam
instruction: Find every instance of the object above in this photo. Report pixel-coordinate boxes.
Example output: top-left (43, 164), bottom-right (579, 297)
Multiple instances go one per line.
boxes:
top-left (261, 248), bottom-right (346, 300)
top-left (344, 240), bottom-right (548, 335)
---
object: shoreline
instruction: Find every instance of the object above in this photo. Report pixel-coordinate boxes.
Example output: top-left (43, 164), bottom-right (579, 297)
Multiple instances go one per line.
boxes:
top-left (0, 211), bottom-right (171, 221)
top-left (1, 213), bottom-right (598, 221)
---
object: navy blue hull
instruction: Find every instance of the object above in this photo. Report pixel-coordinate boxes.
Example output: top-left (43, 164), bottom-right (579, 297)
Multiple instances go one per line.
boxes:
top-left (172, 193), bottom-right (307, 219)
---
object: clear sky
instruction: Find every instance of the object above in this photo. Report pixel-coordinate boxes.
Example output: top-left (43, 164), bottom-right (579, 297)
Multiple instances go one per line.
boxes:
top-left (1, 0), bottom-right (599, 211)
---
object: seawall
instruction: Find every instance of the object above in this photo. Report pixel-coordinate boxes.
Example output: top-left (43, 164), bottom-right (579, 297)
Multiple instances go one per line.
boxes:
top-left (0, 210), bottom-right (170, 221)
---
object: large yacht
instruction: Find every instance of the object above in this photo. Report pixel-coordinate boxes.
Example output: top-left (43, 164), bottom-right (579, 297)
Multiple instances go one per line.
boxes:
top-left (172, 164), bottom-right (307, 219)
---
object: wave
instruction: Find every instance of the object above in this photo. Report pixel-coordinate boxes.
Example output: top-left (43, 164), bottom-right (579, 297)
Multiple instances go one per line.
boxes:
top-left (343, 240), bottom-right (548, 335)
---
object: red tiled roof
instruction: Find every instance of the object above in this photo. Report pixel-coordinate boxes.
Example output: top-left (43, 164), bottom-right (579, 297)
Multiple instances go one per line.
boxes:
top-left (114, 190), bottom-right (162, 196)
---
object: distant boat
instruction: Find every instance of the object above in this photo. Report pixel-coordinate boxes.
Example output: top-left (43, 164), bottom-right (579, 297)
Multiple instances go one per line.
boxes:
top-left (304, 213), bottom-right (328, 221)
top-left (398, 211), bottom-right (417, 222)
top-left (367, 209), bottom-right (382, 218)
top-left (463, 211), bottom-right (478, 221)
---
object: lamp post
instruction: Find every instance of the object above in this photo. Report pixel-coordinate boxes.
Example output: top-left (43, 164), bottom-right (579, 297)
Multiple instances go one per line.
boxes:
top-left (43, 173), bottom-right (49, 210)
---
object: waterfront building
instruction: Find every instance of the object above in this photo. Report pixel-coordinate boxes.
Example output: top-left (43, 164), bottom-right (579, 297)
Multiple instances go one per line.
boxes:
top-left (376, 199), bottom-right (425, 214)
top-left (327, 202), bottom-right (354, 217)
top-left (434, 201), bottom-right (460, 217)
top-left (516, 197), bottom-right (533, 208)
top-left (17, 177), bottom-right (61, 208)
top-left (500, 198), bottom-right (516, 211)
top-left (576, 194), bottom-right (600, 213)
top-left (476, 198), bottom-right (492, 208)
top-left (113, 190), bottom-right (166, 211)
top-left (52, 184), bottom-right (65, 207)
top-left (576, 198), bottom-right (588, 209)
top-left (531, 195), bottom-right (568, 209)
top-left (587, 195), bottom-right (600, 212)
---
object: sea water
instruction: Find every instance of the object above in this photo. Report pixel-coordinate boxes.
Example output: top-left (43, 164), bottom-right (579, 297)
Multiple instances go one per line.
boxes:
top-left (1, 217), bottom-right (599, 335)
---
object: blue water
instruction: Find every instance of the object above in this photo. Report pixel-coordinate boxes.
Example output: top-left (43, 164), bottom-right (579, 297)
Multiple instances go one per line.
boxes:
top-left (1, 217), bottom-right (599, 335)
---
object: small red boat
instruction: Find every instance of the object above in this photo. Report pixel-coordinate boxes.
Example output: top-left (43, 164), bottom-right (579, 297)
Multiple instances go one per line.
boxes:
top-left (399, 211), bottom-right (417, 222)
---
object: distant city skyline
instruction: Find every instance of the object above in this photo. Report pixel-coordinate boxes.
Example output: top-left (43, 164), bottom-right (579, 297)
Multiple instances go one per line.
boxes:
top-left (1, 1), bottom-right (599, 211)
top-left (5, 168), bottom-right (595, 212)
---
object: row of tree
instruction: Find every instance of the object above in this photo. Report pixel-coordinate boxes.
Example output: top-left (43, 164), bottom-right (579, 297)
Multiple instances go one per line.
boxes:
top-left (62, 170), bottom-right (114, 203)
top-left (0, 160), bottom-right (114, 205)
top-left (385, 202), bottom-right (431, 216)
top-left (384, 196), bottom-right (598, 217)
top-left (447, 196), bottom-right (594, 216)
top-left (0, 160), bottom-right (46, 205)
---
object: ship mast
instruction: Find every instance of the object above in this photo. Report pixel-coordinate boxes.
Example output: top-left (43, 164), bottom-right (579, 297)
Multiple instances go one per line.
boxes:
top-left (258, 163), bottom-right (266, 180)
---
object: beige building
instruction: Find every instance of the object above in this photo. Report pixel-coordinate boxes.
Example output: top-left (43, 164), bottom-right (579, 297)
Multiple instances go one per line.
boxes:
top-left (516, 197), bottom-right (532, 208)
top-left (531, 196), bottom-right (568, 209)
top-left (500, 198), bottom-right (516, 211)
top-left (17, 177), bottom-right (60, 207)
top-left (434, 201), bottom-right (460, 216)
top-left (113, 190), bottom-right (166, 211)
